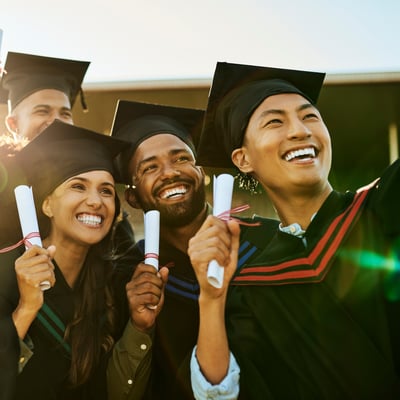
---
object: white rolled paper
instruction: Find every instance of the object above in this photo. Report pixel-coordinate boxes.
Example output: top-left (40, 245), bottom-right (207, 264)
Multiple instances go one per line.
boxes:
top-left (14, 185), bottom-right (50, 291)
top-left (14, 185), bottom-right (42, 247)
top-left (144, 210), bottom-right (160, 270)
top-left (207, 174), bottom-right (234, 288)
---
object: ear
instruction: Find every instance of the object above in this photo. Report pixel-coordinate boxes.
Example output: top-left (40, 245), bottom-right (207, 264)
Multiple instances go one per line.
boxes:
top-left (197, 165), bottom-right (205, 178)
top-left (42, 197), bottom-right (53, 218)
top-left (5, 114), bottom-right (18, 136)
top-left (125, 187), bottom-right (141, 209)
top-left (231, 147), bottom-right (254, 174)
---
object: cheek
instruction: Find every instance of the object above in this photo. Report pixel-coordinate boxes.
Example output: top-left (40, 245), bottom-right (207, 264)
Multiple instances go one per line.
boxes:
top-left (135, 179), bottom-right (154, 199)
top-left (107, 200), bottom-right (116, 217)
top-left (26, 119), bottom-right (47, 140)
top-left (192, 168), bottom-right (204, 183)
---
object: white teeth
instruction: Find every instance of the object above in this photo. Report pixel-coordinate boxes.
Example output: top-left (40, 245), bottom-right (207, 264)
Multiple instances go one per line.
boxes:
top-left (160, 186), bottom-right (187, 199)
top-left (285, 147), bottom-right (315, 161)
top-left (77, 214), bottom-right (102, 226)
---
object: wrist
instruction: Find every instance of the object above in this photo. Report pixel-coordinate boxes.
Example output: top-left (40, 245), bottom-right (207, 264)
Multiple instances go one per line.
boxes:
top-left (12, 304), bottom-right (39, 339)
top-left (15, 301), bottom-right (41, 316)
top-left (130, 317), bottom-right (155, 334)
top-left (199, 291), bottom-right (227, 307)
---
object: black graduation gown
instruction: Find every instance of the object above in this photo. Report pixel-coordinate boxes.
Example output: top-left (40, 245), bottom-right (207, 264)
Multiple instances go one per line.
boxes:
top-left (226, 160), bottom-right (400, 399)
top-left (127, 239), bottom-right (200, 399)
top-left (0, 249), bottom-right (20, 400)
top-left (0, 250), bottom-right (111, 400)
top-left (125, 215), bottom-right (279, 400)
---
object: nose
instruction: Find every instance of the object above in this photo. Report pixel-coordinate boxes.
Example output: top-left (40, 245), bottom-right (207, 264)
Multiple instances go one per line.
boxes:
top-left (160, 163), bottom-right (181, 180)
top-left (287, 118), bottom-right (312, 140)
top-left (86, 190), bottom-right (102, 208)
top-left (40, 116), bottom-right (57, 133)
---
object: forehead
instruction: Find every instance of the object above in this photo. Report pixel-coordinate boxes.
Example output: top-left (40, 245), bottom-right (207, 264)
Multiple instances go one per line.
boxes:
top-left (67, 170), bottom-right (114, 181)
top-left (133, 133), bottom-right (193, 164)
top-left (14, 88), bottom-right (71, 111)
top-left (57, 170), bottom-right (114, 189)
top-left (253, 92), bottom-right (313, 115)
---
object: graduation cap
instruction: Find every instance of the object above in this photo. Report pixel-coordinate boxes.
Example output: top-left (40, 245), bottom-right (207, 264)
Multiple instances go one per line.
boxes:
top-left (16, 120), bottom-right (126, 201)
top-left (197, 61), bottom-right (326, 168)
top-left (110, 100), bottom-right (205, 184)
top-left (0, 51), bottom-right (90, 111)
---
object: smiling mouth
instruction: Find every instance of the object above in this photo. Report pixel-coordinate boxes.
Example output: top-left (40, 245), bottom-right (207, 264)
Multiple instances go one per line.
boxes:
top-left (284, 147), bottom-right (316, 162)
top-left (76, 213), bottom-right (103, 226)
top-left (158, 184), bottom-right (188, 199)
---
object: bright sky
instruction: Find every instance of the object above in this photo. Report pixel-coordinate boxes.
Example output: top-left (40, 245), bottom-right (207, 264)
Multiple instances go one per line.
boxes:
top-left (1, 0), bottom-right (400, 83)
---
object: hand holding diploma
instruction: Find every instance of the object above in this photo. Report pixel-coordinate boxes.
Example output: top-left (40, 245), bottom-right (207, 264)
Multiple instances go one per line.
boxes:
top-left (14, 185), bottom-right (51, 291)
top-left (207, 174), bottom-right (234, 288)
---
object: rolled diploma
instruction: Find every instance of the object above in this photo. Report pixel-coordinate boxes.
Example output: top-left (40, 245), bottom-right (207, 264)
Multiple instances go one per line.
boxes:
top-left (14, 185), bottom-right (50, 290)
top-left (144, 210), bottom-right (160, 270)
top-left (207, 174), bottom-right (234, 288)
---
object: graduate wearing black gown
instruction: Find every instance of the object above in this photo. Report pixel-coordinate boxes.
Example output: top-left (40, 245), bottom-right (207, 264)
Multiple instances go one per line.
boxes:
top-left (188, 62), bottom-right (400, 399)
top-left (226, 165), bottom-right (400, 398)
top-left (108, 101), bottom-right (207, 399)
top-left (0, 121), bottom-right (127, 400)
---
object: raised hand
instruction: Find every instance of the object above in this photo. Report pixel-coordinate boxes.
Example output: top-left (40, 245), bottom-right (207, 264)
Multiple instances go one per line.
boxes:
top-left (188, 215), bottom-right (240, 299)
top-left (13, 245), bottom-right (56, 338)
top-left (126, 263), bottom-right (169, 332)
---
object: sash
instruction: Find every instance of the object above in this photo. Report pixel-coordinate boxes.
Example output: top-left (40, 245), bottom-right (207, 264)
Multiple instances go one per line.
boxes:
top-left (233, 186), bottom-right (372, 286)
top-left (36, 302), bottom-right (71, 356)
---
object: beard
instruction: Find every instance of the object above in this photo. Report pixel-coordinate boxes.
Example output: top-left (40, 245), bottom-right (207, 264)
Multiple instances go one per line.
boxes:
top-left (137, 182), bottom-right (206, 228)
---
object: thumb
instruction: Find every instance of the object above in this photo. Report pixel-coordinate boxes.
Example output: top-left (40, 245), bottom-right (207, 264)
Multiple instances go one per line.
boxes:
top-left (46, 245), bottom-right (57, 259)
top-left (227, 219), bottom-right (240, 252)
top-left (158, 266), bottom-right (169, 285)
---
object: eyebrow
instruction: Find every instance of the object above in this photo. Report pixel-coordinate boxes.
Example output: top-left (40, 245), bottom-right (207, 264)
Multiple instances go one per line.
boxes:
top-left (257, 102), bottom-right (315, 121)
top-left (33, 104), bottom-right (72, 111)
top-left (66, 176), bottom-right (115, 187)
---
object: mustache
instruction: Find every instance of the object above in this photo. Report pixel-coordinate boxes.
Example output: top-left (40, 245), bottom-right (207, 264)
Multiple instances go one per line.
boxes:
top-left (153, 177), bottom-right (195, 196)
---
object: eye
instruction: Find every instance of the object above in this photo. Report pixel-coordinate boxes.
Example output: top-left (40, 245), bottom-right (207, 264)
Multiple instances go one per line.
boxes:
top-left (303, 112), bottom-right (319, 121)
top-left (175, 155), bottom-right (191, 163)
top-left (100, 187), bottom-right (115, 196)
top-left (34, 107), bottom-right (50, 115)
top-left (71, 183), bottom-right (85, 191)
top-left (265, 118), bottom-right (283, 127)
top-left (142, 164), bottom-right (159, 174)
top-left (61, 110), bottom-right (73, 119)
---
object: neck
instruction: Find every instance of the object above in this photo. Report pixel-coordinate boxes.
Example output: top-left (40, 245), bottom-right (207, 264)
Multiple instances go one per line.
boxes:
top-left (160, 204), bottom-right (208, 253)
top-left (268, 183), bottom-right (333, 230)
top-left (43, 236), bottom-right (89, 288)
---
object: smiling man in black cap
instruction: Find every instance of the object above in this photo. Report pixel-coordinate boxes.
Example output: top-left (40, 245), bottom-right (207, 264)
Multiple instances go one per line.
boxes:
top-left (187, 61), bottom-right (400, 398)
top-left (108, 99), bottom-right (280, 400)
top-left (107, 100), bottom-right (225, 399)
top-left (0, 51), bottom-right (89, 141)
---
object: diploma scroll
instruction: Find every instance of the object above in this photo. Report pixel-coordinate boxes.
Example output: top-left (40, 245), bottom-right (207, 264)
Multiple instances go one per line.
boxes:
top-left (144, 210), bottom-right (160, 310)
top-left (14, 185), bottom-right (51, 291)
top-left (207, 174), bottom-right (234, 288)
top-left (144, 210), bottom-right (160, 270)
